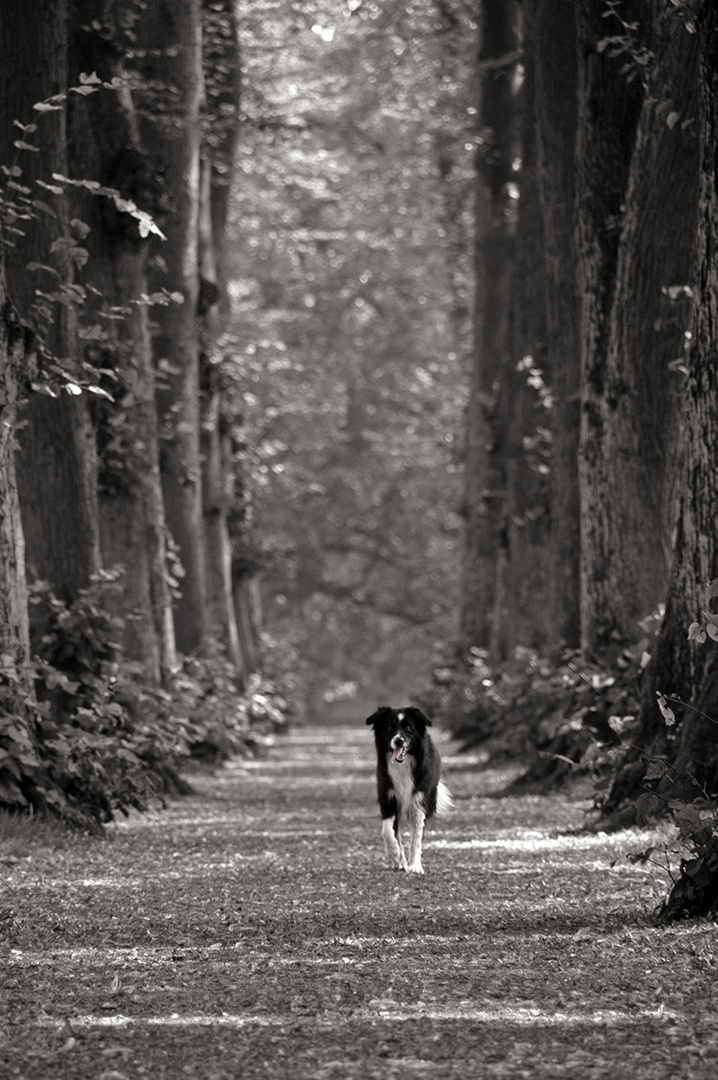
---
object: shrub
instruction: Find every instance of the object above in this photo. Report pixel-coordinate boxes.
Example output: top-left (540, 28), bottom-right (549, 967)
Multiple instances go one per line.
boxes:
top-left (0, 575), bottom-right (288, 828)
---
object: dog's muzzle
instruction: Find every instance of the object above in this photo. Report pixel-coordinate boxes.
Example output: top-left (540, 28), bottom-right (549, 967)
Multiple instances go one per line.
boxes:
top-left (390, 736), bottom-right (407, 764)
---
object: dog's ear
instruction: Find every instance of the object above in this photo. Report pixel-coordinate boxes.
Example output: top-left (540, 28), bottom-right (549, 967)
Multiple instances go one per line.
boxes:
top-left (406, 706), bottom-right (432, 727)
top-left (365, 706), bottom-right (390, 726)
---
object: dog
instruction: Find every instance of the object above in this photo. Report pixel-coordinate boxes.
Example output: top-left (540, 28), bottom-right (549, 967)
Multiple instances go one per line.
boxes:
top-left (365, 705), bottom-right (452, 874)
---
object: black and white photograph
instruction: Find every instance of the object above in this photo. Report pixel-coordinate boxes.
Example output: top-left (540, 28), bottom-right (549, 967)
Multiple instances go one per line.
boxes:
top-left (2, 1), bottom-right (718, 1077)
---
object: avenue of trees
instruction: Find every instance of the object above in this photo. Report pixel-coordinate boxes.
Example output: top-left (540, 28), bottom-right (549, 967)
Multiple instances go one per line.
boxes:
top-left (1, 0), bottom-right (718, 861)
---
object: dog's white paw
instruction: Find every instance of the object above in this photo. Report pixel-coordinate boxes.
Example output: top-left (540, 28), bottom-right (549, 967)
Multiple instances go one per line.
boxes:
top-left (407, 862), bottom-right (424, 875)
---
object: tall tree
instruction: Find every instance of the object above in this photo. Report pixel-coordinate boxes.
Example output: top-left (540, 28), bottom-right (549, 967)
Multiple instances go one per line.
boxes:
top-left (605, 0), bottom-right (718, 814)
top-left (533, 0), bottom-right (581, 651)
top-left (139, 0), bottom-right (207, 654)
top-left (0, 0), bottom-right (101, 604)
top-left (459, 0), bottom-right (520, 657)
top-left (68, 3), bottom-right (178, 683)
top-left (0, 264), bottom-right (34, 712)
top-left (199, 0), bottom-right (248, 676)
top-left (576, 0), bottom-right (699, 656)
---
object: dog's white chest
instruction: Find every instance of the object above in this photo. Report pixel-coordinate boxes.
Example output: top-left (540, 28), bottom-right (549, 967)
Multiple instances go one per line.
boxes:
top-left (388, 758), bottom-right (416, 809)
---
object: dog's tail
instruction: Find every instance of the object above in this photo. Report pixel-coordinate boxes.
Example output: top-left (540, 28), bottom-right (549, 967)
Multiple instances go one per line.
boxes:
top-left (436, 780), bottom-right (454, 816)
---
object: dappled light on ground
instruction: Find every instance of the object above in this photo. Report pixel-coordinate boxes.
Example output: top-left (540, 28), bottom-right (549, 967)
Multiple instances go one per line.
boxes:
top-left (36, 1001), bottom-right (679, 1030)
top-left (3, 724), bottom-right (718, 1079)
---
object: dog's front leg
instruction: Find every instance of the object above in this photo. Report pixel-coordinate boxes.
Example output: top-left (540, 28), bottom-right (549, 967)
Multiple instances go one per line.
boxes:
top-left (382, 817), bottom-right (408, 871)
top-left (406, 807), bottom-right (426, 874)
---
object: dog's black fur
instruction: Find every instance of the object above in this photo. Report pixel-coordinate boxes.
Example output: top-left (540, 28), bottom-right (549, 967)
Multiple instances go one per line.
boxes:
top-left (365, 705), bottom-right (451, 874)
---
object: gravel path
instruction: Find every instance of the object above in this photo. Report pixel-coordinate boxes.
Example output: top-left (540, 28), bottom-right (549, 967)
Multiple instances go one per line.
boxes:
top-left (3, 722), bottom-right (718, 1078)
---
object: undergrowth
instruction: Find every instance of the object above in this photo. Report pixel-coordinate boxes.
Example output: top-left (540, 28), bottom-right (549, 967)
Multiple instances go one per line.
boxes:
top-left (425, 614), bottom-right (718, 924)
top-left (423, 642), bottom-right (637, 789)
top-left (0, 575), bottom-right (288, 831)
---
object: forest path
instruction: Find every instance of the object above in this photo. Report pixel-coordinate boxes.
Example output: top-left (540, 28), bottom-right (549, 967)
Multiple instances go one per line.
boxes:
top-left (3, 723), bottom-right (718, 1079)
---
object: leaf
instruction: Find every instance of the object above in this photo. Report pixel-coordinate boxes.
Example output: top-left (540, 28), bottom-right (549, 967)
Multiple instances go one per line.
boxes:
top-left (87, 385), bottom-right (114, 401)
top-left (79, 324), bottom-right (104, 341)
top-left (50, 236), bottom-right (75, 252)
top-left (0, 778), bottom-right (28, 806)
top-left (656, 691), bottom-right (676, 726)
top-left (702, 609), bottom-right (718, 627)
top-left (33, 101), bottom-right (64, 113)
top-left (36, 179), bottom-right (65, 195)
top-left (31, 200), bottom-right (58, 218)
top-left (644, 757), bottom-right (670, 781)
top-left (52, 173), bottom-right (101, 190)
top-left (69, 246), bottom-right (90, 268)
top-left (71, 218), bottom-right (91, 238)
top-left (31, 382), bottom-right (59, 398)
top-left (688, 621), bottom-right (706, 643)
top-left (705, 578), bottom-right (718, 600)
top-left (670, 803), bottom-right (709, 843)
top-left (625, 846), bottom-right (657, 865)
top-left (13, 140), bottom-right (39, 152)
top-left (26, 262), bottom-right (61, 277)
top-left (707, 623), bottom-right (718, 642)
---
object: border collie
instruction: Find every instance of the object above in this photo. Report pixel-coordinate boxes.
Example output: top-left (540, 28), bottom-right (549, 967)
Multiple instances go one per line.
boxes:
top-left (365, 705), bottom-right (452, 874)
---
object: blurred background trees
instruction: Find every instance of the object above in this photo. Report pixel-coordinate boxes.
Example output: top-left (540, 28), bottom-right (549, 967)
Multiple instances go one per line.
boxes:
top-left (2, 0), bottom-right (718, 829)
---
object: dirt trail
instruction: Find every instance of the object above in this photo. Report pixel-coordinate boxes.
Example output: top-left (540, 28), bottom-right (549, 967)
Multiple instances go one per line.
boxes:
top-left (3, 722), bottom-right (718, 1079)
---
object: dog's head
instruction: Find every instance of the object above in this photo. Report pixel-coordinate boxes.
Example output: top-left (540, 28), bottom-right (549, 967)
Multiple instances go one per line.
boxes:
top-left (365, 706), bottom-right (432, 764)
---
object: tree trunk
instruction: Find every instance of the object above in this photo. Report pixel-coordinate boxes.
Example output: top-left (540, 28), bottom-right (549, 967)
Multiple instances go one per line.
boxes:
top-left (534, 0), bottom-right (581, 652)
top-left (198, 105), bottom-right (240, 671)
top-left (67, 7), bottom-right (178, 683)
top-left (200, 0), bottom-right (261, 679)
top-left (672, 3), bottom-right (718, 786)
top-left (577, 1), bottom-right (700, 656)
top-left (0, 0), bottom-right (100, 603)
top-left (603, 3), bottom-right (700, 642)
top-left (575, 0), bottom-right (643, 654)
top-left (201, 348), bottom-right (243, 670)
top-left (0, 287), bottom-right (34, 705)
top-left (603, 2), bottom-right (718, 815)
top-left (459, 0), bottom-right (520, 657)
top-left (495, 0), bottom-right (555, 658)
top-left (140, 0), bottom-right (206, 655)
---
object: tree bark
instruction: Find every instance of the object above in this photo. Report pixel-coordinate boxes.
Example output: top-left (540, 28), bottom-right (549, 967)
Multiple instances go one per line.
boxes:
top-left (459, 0), bottom-right (520, 657)
top-left (140, 0), bottom-right (206, 655)
top-left (0, 286), bottom-right (34, 704)
top-left (577, 0), bottom-right (699, 656)
top-left (0, 0), bottom-right (101, 602)
top-left (67, 6), bottom-right (178, 683)
top-left (672, 3), bottom-right (718, 786)
top-left (491, 0), bottom-right (552, 659)
top-left (603, 3), bottom-right (700, 642)
top-left (576, 0), bottom-right (642, 654)
top-left (603, 2), bottom-right (718, 814)
top-left (198, 0), bottom-right (247, 672)
top-left (534, 0), bottom-right (581, 652)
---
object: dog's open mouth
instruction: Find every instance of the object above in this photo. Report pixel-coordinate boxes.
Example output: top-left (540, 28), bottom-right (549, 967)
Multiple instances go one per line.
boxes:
top-left (390, 744), bottom-right (407, 764)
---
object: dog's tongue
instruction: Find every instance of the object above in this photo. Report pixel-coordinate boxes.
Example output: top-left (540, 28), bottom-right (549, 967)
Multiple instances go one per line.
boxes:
top-left (391, 746), bottom-right (403, 763)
